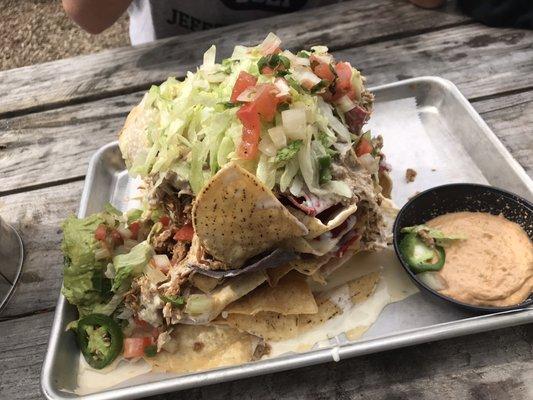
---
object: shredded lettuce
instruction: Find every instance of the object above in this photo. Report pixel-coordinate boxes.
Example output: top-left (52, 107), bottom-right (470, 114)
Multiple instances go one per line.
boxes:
top-left (127, 34), bottom-right (372, 200)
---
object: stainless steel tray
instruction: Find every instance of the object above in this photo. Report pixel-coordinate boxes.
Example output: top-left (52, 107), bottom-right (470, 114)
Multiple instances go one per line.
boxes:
top-left (41, 77), bottom-right (533, 400)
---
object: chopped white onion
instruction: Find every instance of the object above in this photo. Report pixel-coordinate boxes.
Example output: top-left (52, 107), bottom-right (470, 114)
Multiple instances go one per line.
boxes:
top-left (417, 271), bottom-right (447, 291)
top-left (231, 45), bottom-right (252, 60)
top-left (117, 226), bottom-right (132, 240)
top-left (282, 108), bottom-right (307, 140)
top-left (95, 246), bottom-right (111, 261)
top-left (152, 254), bottom-right (171, 273)
top-left (310, 52), bottom-right (333, 65)
top-left (310, 45), bottom-right (329, 54)
top-left (292, 66), bottom-right (321, 90)
top-left (281, 50), bottom-right (310, 67)
top-left (258, 136), bottom-right (278, 157)
top-left (236, 86), bottom-right (257, 102)
top-left (336, 95), bottom-right (356, 113)
top-left (358, 153), bottom-right (379, 174)
top-left (202, 45), bottom-right (216, 67)
top-left (274, 77), bottom-right (290, 98)
top-left (260, 32), bottom-right (282, 55)
top-left (268, 126), bottom-right (287, 148)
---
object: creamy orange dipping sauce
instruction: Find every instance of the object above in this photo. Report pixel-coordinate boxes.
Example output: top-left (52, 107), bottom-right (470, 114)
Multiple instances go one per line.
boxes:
top-left (426, 212), bottom-right (533, 307)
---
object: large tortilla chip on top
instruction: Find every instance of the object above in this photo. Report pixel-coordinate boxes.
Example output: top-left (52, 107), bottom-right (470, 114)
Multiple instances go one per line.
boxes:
top-left (226, 271), bottom-right (318, 316)
top-left (192, 163), bottom-right (308, 267)
top-left (222, 272), bottom-right (381, 341)
top-left (146, 324), bottom-right (256, 374)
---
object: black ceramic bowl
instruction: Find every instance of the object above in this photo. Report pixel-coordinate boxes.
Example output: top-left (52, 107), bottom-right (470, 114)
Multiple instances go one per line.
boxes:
top-left (393, 183), bottom-right (533, 313)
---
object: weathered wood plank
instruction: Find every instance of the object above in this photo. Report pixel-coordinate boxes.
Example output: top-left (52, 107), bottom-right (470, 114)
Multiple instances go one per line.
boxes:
top-left (0, 92), bottom-right (142, 194)
top-left (472, 91), bottom-right (533, 175)
top-left (0, 0), bottom-right (469, 117)
top-left (0, 181), bottom-right (83, 318)
top-left (0, 310), bottom-right (531, 400)
top-left (0, 312), bottom-right (54, 400)
top-left (336, 24), bottom-right (533, 100)
top-left (1, 25), bottom-right (532, 194)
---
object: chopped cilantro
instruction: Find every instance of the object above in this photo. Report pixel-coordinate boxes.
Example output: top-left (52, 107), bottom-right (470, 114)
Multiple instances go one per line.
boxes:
top-left (275, 140), bottom-right (303, 163)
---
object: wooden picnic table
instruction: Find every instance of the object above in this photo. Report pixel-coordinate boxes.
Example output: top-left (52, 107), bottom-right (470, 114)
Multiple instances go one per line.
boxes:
top-left (0, 1), bottom-right (531, 399)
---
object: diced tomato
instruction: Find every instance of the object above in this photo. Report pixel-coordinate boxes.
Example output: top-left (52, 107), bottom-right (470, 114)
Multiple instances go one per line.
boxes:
top-left (230, 71), bottom-right (258, 103)
top-left (236, 103), bottom-right (261, 160)
top-left (110, 229), bottom-right (124, 247)
top-left (313, 63), bottom-right (335, 82)
top-left (123, 337), bottom-right (153, 359)
top-left (335, 62), bottom-right (353, 91)
top-left (355, 137), bottom-right (373, 157)
top-left (128, 221), bottom-right (140, 240)
top-left (173, 224), bottom-right (194, 242)
top-left (159, 215), bottom-right (170, 227)
top-left (94, 224), bottom-right (107, 241)
top-left (253, 84), bottom-right (279, 122)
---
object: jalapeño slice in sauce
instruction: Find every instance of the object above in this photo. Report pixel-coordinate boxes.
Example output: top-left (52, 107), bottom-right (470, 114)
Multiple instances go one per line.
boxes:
top-left (77, 313), bottom-right (124, 369)
top-left (399, 233), bottom-right (445, 274)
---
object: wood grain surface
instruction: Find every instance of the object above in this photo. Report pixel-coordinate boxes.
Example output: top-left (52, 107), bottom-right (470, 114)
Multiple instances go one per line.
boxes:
top-left (0, 0), bottom-right (531, 398)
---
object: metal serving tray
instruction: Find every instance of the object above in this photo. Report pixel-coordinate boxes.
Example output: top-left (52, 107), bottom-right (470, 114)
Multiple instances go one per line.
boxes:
top-left (41, 77), bottom-right (533, 400)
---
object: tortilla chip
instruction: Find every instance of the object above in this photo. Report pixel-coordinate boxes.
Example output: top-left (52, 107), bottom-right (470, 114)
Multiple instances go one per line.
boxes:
top-left (192, 163), bottom-right (308, 267)
top-left (289, 203), bottom-right (358, 240)
top-left (226, 271), bottom-right (318, 316)
top-left (118, 103), bottom-right (153, 169)
top-left (146, 324), bottom-right (257, 374)
top-left (222, 312), bottom-right (299, 341)
top-left (266, 262), bottom-right (294, 286)
top-left (224, 272), bottom-right (381, 341)
top-left (265, 255), bottom-right (330, 286)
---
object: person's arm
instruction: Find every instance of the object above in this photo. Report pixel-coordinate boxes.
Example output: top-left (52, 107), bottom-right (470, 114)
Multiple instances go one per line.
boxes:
top-left (62, 0), bottom-right (133, 34)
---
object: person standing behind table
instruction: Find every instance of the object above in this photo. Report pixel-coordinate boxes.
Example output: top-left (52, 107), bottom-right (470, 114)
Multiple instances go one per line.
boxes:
top-left (62, 0), bottom-right (446, 45)
top-left (63, 0), bottom-right (341, 45)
